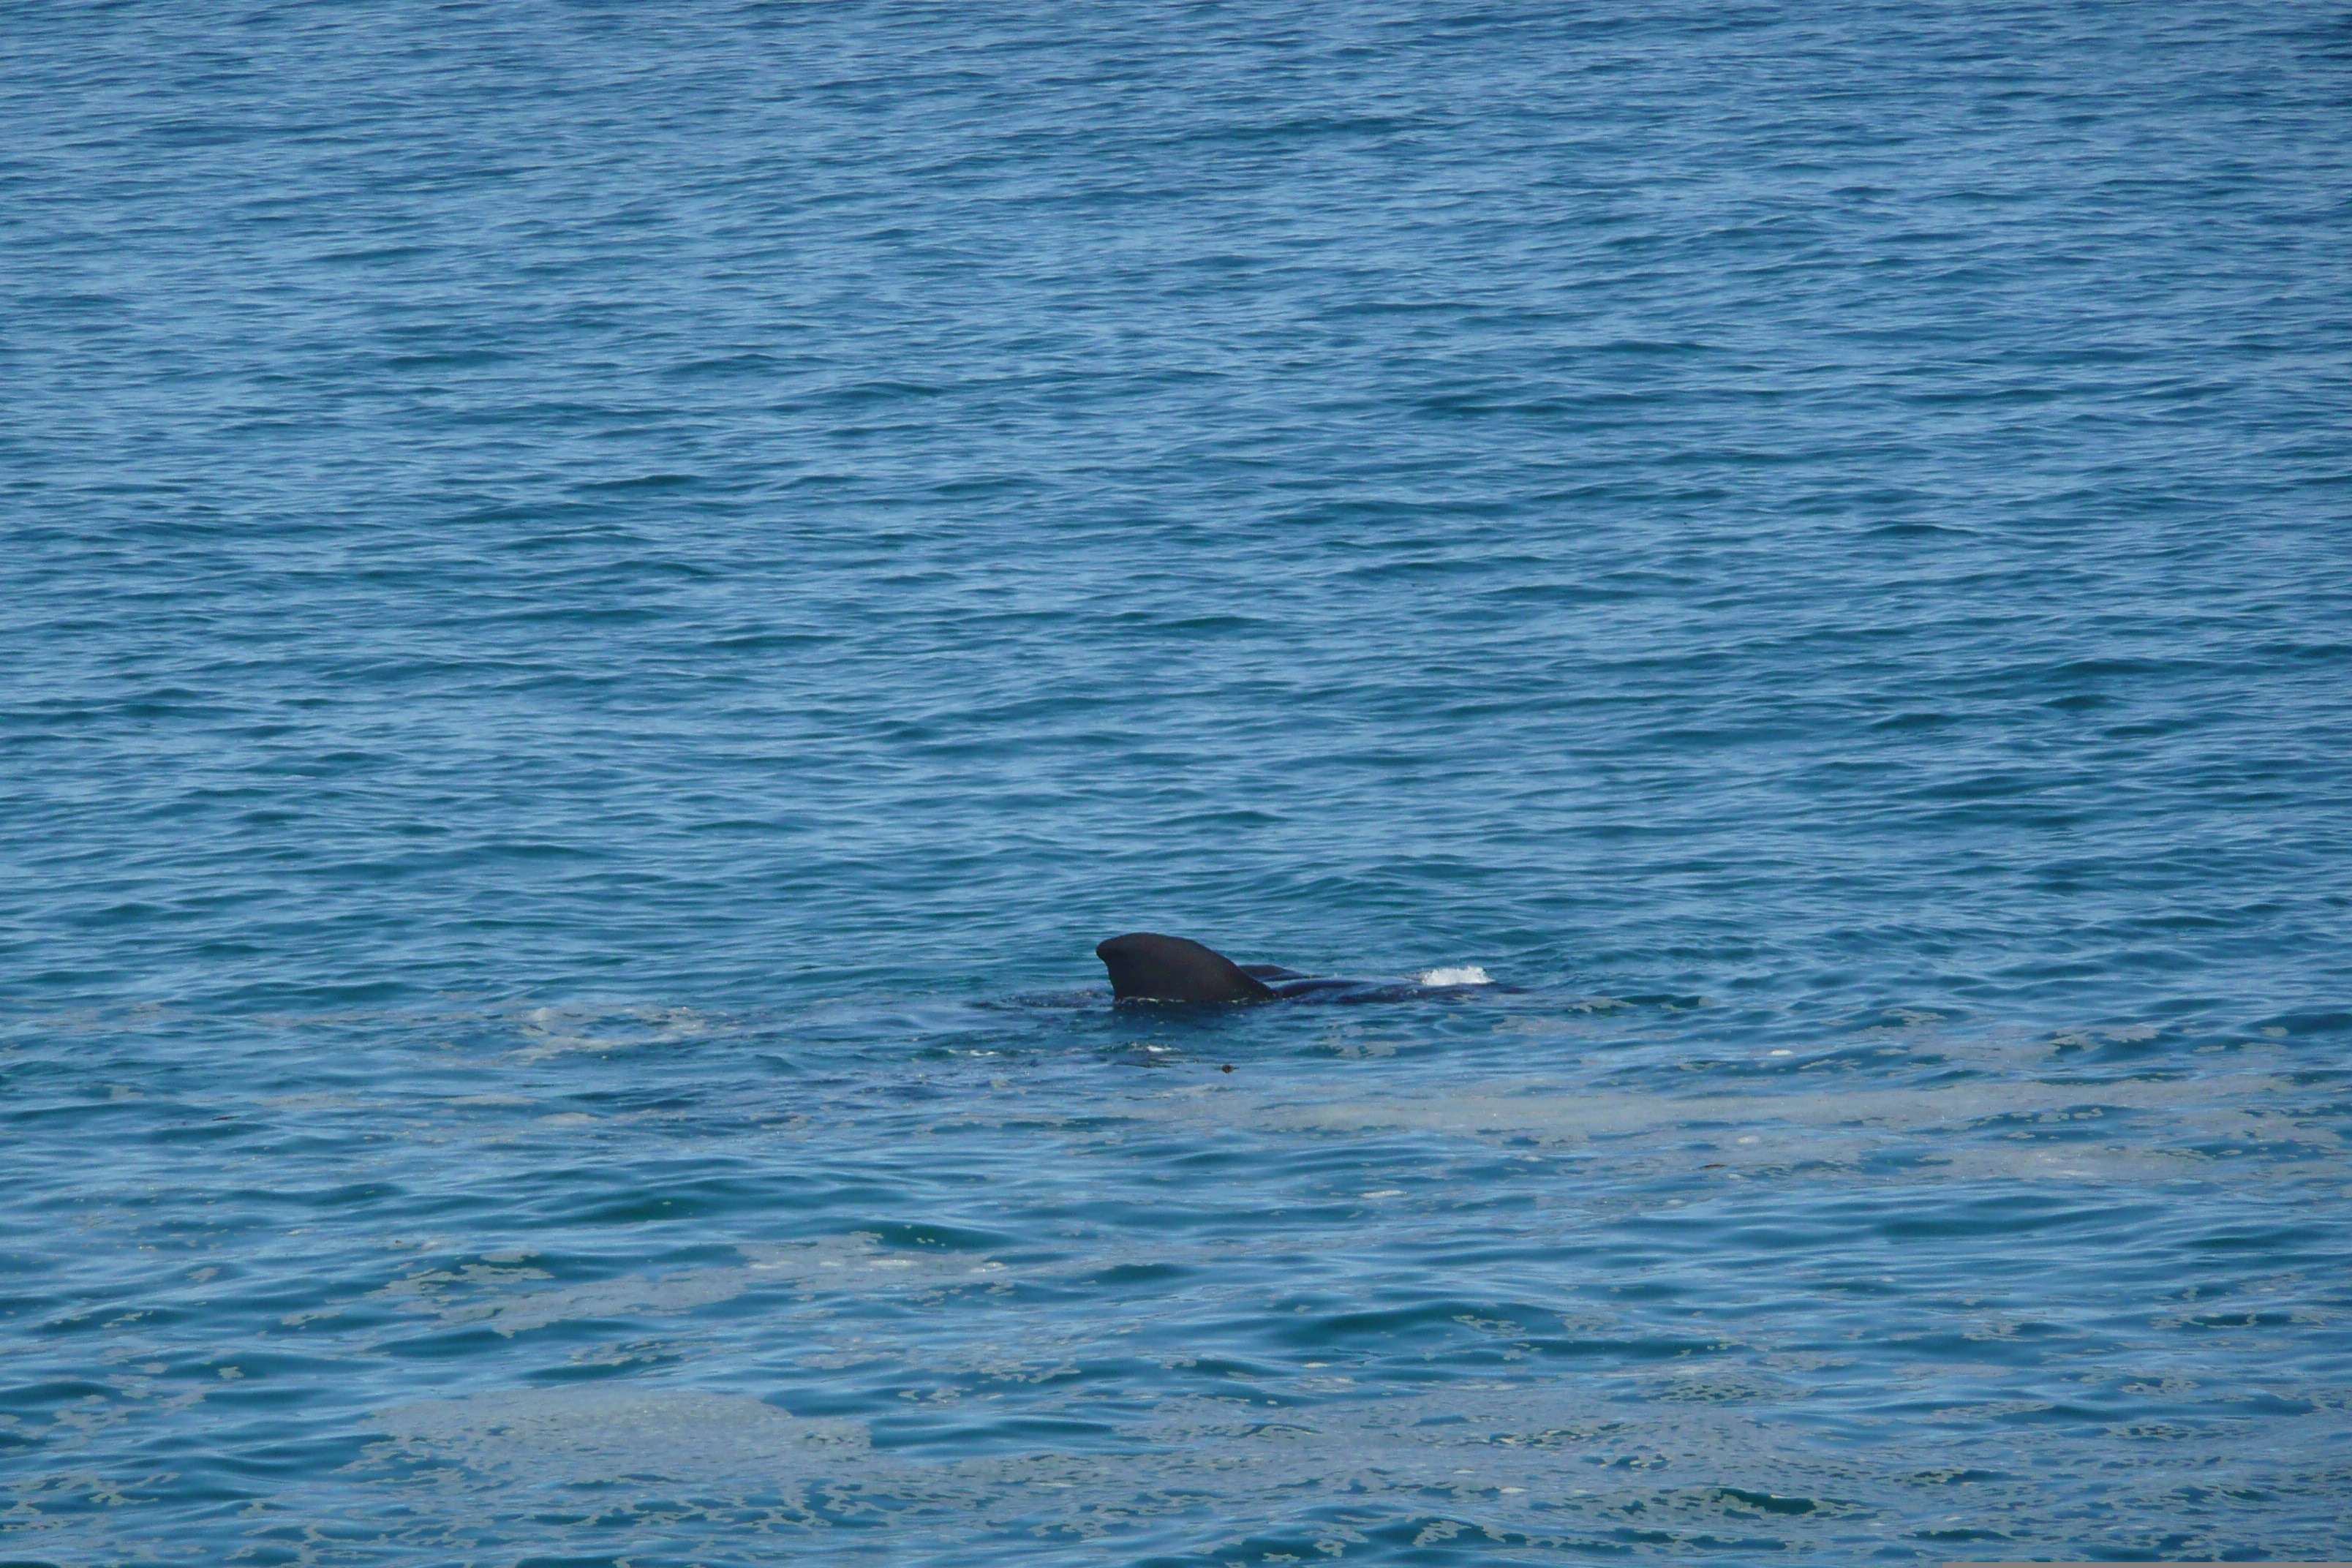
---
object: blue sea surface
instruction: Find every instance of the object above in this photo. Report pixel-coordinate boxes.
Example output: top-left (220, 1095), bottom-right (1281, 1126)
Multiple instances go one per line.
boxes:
top-left (5, 2), bottom-right (2351, 1562)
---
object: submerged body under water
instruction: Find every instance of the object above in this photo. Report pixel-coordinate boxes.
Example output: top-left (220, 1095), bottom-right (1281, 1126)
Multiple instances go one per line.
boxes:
top-left (4, 1), bottom-right (2351, 1564)
top-left (1095, 930), bottom-right (1510, 1003)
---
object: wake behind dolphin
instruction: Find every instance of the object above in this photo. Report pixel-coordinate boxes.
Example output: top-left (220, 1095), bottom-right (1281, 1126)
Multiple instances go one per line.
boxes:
top-left (1096, 932), bottom-right (1499, 1005)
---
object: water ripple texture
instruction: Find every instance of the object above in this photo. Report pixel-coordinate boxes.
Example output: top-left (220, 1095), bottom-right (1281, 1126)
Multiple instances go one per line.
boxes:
top-left (4, 1), bottom-right (2349, 1564)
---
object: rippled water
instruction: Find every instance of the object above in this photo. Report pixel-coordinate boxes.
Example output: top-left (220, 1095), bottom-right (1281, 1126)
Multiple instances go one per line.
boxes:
top-left (6, 2), bottom-right (2351, 1563)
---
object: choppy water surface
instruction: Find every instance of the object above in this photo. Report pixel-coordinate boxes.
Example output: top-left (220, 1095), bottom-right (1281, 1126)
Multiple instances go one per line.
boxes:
top-left (6, 2), bottom-right (2351, 1563)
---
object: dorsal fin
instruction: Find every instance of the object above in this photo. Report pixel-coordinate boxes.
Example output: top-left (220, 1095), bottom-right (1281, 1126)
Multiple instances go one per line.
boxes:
top-left (1096, 933), bottom-right (1278, 1004)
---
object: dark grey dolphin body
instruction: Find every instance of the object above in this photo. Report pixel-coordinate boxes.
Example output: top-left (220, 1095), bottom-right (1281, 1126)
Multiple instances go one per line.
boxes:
top-left (1097, 933), bottom-right (1276, 1003)
top-left (1095, 932), bottom-right (1493, 1006)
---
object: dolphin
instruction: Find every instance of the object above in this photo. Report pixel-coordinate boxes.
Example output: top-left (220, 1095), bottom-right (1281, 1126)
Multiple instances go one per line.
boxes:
top-left (1097, 932), bottom-right (1280, 1003)
top-left (1096, 932), bottom-right (1496, 1005)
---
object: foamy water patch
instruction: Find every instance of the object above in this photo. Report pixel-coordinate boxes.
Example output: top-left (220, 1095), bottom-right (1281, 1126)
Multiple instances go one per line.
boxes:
top-left (513, 1002), bottom-right (716, 1061)
top-left (344, 1368), bottom-right (2352, 1562)
top-left (374, 1386), bottom-right (867, 1483)
top-left (1123, 1063), bottom-right (2340, 1193)
top-left (1419, 965), bottom-right (1492, 986)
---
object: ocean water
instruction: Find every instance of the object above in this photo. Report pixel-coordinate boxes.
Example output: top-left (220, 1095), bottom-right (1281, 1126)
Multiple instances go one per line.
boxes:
top-left (4, 1), bottom-right (2351, 1562)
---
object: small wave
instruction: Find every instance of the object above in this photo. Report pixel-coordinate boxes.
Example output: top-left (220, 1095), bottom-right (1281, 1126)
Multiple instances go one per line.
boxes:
top-left (1417, 966), bottom-right (1492, 987)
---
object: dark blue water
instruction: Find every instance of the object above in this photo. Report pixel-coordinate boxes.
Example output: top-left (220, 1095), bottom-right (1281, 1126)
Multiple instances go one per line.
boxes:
top-left (6, 3), bottom-right (2351, 1562)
